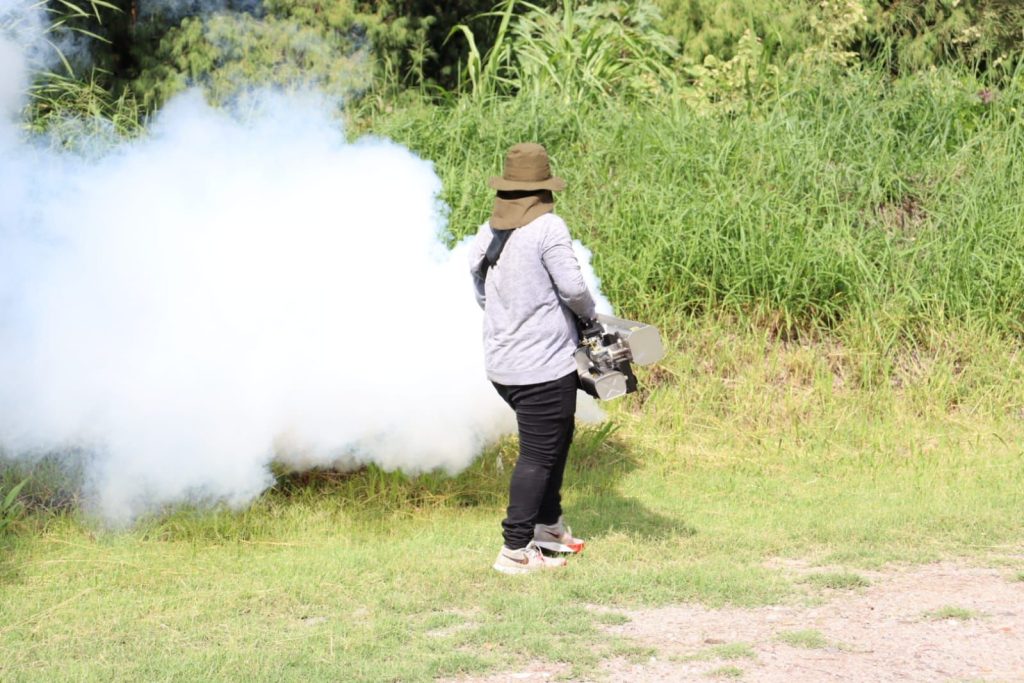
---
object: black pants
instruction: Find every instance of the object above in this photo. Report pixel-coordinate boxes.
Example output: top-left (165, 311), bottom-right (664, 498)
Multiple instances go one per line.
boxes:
top-left (492, 371), bottom-right (578, 550)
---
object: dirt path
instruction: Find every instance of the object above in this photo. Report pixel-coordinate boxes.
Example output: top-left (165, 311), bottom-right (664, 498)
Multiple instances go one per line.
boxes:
top-left (449, 561), bottom-right (1024, 682)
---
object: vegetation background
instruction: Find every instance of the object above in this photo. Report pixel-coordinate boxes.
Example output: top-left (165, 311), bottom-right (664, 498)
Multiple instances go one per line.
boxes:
top-left (2, 1), bottom-right (1023, 681)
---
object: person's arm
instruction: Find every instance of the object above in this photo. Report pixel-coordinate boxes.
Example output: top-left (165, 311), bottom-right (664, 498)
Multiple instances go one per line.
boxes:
top-left (468, 227), bottom-right (488, 310)
top-left (541, 218), bottom-right (597, 320)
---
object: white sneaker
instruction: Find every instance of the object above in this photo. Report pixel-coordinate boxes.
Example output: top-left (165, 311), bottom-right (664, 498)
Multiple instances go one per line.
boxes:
top-left (533, 516), bottom-right (585, 554)
top-left (492, 541), bottom-right (568, 575)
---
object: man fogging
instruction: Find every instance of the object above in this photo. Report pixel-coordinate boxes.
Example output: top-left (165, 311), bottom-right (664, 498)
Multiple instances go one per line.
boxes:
top-left (469, 143), bottom-right (664, 575)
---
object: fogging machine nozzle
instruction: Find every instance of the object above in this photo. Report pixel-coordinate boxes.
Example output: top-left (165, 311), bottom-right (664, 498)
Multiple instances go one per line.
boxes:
top-left (574, 314), bottom-right (665, 401)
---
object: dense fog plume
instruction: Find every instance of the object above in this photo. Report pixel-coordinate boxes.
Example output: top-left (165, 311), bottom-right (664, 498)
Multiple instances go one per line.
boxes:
top-left (0, 34), bottom-right (25, 122)
top-left (0, 1), bottom-right (612, 524)
top-left (0, 109), bottom-right (611, 524)
top-left (0, 0), bottom-right (40, 122)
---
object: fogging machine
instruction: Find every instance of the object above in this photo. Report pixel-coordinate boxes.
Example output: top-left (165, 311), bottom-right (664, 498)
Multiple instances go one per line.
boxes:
top-left (574, 314), bottom-right (665, 401)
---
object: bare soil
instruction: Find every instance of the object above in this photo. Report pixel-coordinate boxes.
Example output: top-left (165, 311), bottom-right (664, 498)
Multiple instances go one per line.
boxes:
top-left (446, 561), bottom-right (1024, 682)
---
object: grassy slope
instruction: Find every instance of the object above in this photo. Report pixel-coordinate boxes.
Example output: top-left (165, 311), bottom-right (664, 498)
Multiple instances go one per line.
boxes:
top-left (361, 67), bottom-right (1024, 341)
top-left (2, 329), bottom-right (1022, 682)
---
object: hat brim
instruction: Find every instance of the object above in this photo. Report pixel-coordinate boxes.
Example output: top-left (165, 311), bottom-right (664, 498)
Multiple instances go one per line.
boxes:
top-left (488, 175), bottom-right (567, 192)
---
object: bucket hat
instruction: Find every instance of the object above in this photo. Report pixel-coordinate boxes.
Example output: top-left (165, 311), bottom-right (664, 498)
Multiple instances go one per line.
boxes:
top-left (488, 143), bottom-right (566, 192)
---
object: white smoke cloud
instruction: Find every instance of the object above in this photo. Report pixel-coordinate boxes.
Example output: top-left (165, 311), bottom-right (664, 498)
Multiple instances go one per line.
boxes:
top-left (0, 0), bottom-right (614, 524)
top-left (0, 85), bottom-right (612, 523)
top-left (0, 35), bottom-right (24, 123)
top-left (0, 0), bottom-right (41, 123)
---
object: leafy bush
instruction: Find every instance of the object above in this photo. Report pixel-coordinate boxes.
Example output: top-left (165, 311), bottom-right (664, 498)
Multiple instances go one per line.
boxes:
top-left (27, 69), bottom-right (142, 144)
top-left (355, 0), bottom-right (512, 89)
top-left (683, 29), bottom-right (779, 113)
top-left (365, 65), bottom-right (1024, 342)
top-left (451, 0), bottom-right (679, 103)
top-left (655, 0), bottom-right (1024, 74)
top-left (132, 11), bottom-right (372, 108)
top-left (657, 0), bottom-right (815, 64)
top-left (861, 0), bottom-right (1024, 73)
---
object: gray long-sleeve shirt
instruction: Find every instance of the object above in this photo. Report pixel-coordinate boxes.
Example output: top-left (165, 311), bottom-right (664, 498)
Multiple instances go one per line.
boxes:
top-left (468, 212), bottom-right (597, 385)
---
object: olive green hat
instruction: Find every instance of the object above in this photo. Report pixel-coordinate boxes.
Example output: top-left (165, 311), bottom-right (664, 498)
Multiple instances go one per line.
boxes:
top-left (488, 142), bottom-right (567, 192)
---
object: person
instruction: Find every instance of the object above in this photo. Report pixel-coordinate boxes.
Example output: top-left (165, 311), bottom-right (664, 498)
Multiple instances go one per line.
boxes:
top-left (468, 142), bottom-right (598, 575)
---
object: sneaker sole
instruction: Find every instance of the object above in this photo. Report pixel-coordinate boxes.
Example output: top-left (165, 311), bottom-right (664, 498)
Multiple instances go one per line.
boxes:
top-left (533, 540), bottom-right (585, 554)
top-left (492, 562), bottom-right (532, 575)
top-left (492, 558), bottom-right (569, 575)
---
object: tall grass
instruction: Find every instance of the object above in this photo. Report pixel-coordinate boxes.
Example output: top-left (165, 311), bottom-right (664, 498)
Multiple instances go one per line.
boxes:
top-left (0, 478), bottom-right (28, 536)
top-left (449, 0), bottom-right (678, 101)
top-left (357, 64), bottom-right (1024, 348)
top-left (27, 70), bottom-right (143, 144)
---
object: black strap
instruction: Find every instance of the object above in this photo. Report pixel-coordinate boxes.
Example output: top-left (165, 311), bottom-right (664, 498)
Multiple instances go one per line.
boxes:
top-left (477, 228), bottom-right (513, 284)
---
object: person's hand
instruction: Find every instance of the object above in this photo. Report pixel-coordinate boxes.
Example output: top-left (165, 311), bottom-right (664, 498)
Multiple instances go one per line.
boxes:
top-left (576, 317), bottom-right (602, 341)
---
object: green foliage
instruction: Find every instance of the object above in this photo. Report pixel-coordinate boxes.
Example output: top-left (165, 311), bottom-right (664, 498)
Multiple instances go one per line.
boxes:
top-left (451, 0), bottom-right (679, 103)
top-left (0, 0), bottom-right (139, 139)
top-left (863, 0), bottom-right (1024, 73)
top-left (27, 68), bottom-right (142, 144)
top-left (800, 0), bottom-right (868, 68)
top-left (0, 477), bottom-right (28, 536)
top-left (655, 0), bottom-right (1024, 74)
top-left (683, 28), bottom-right (779, 113)
top-left (657, 0), bottom-right (815, 64)
top-left (802, 571), bottom-right (872, 589)
top-left (355, 0), bottom-right (507, 89)
top-left (686, 642), bottom-right (757, 661)
top-left (925, 605), bottom-right (977, 620)
top-left (35, 0), bottom-right (121, 75)
top-left (776, 629), bottom-right (829, 648)
top-left (132, 10), bottom-right (372, 109)
top-left (364, 65), bottom-right (1024, 343)
top-left (64, 0), bottom-right (521, 111)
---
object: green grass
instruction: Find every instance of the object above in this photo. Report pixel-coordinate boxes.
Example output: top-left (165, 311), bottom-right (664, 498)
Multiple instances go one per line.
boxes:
top-left (358, 65), bottom-right (1024, 347)
top-left (2, 333), bottom-right (1023, 681)
top-left (925, 606), bottom-right (978, 621)
top-left (686, 642), bottom-right (757, 661)
top-left (708, 665), bottom-right (746, 678)
top-left (776, 629), bottom-right (829, 649)
top-left (802, 572), bottom-right (872, 590)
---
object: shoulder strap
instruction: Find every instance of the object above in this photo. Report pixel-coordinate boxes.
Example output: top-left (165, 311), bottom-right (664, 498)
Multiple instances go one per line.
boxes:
top-left (477, 228), bottom-right (513, 284)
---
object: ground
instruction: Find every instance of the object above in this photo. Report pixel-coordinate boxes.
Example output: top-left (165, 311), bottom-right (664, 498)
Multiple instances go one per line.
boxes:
top-left (447, 560), bottom-right (1024, 682)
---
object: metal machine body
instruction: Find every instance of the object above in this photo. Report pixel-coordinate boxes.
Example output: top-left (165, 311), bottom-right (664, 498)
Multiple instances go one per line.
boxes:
top-left (574, 314), bottom-right (665, 400)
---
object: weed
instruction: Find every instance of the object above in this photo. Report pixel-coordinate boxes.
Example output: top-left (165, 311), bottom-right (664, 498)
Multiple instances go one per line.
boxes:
top-left (926, 606), bottom-right (977, 621)
top-left (450, 0), bottom-right (677, 103)
top-left (687, 642), bottom-right (756, 661)
top-left (708, 665), bottom-right (745, 678)
top-left (802, 572), bottom-right (871, 590)
top-left (362, 66), bottom-right (1024, 350)
top-left (0, 477), bottom-right (28, 536)
top-left (776, 629), bottom-right (828, 649)
top-left (592, 610), bottom-right (630, 626)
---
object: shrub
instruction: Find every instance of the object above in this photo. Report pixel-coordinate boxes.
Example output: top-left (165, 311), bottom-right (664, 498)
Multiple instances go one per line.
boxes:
top-left (451, 0), bottom-right (679, 103)
top-left (132, 9), bottom-right (372, 109)
top-left (655, 0), bottom-right (1024, 75)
